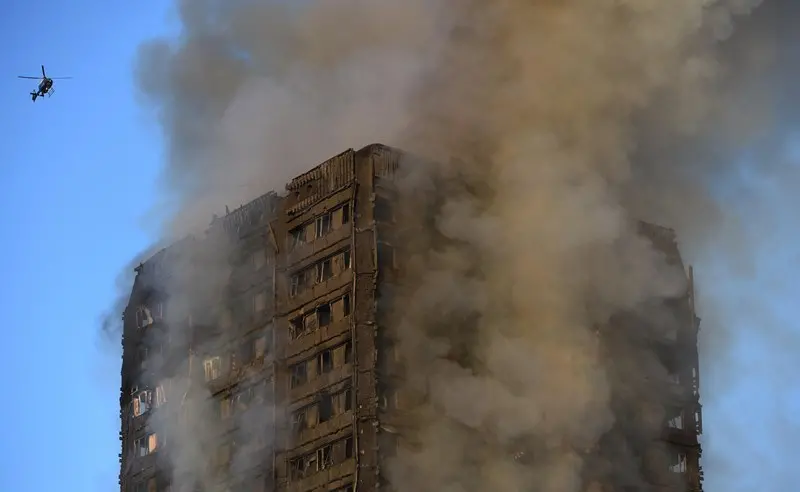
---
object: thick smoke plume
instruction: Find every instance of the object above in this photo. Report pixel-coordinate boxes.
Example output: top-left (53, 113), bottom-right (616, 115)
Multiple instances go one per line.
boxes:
top-left (114, 0), bottom-right (800, 490)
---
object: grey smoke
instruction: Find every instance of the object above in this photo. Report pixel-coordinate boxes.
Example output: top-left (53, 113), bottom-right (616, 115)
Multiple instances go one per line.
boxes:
top-left (103, 0), bottom-right (800, 490)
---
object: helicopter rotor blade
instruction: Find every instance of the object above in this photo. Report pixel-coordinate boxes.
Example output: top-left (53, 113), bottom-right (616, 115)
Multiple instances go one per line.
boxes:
top-left (17, 76), bottom-right (40, 79)
top-left (41, 65), bottom-right (46, 77)
top-left (49, 77), bottom-right (73, 80)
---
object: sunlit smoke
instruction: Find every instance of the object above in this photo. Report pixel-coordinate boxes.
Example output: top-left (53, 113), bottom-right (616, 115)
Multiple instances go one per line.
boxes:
top-left (103, 0), bottom-right (800, 490)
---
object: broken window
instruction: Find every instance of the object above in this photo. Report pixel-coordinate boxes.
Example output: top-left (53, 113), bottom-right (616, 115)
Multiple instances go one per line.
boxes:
top-left (234, 387), bottom-right (253, 412)
top-left (331, 293), bottom-right (351, 321)
top-left (289, 457), bottom-right (305, 480)
top-left (318, 303), bottom-right (331, 326)
top-left (318, 393), bottom-right (333, 423)
top-left (304, 451), bottom-right (317, 475)
top-left (341, 204), bottom-right (350, 224)
top-left (154, 384), bottom-right (166, 407)
top-left (338, 388), bottom-right (353, 413)
top-left (151, 302), bottom-right (163, 321)
top-left (344, 436), bottom-right (354, 459)
top-left (343, 294), bottom-right (351, 316)
top-left (318, 445), bottom-right (333, 469)
top-left (332, 203), bottom-right (350, 229)
top-left (289, 226), bottom-right (305, 250)
top-left (377, 242), bottom-right (395, 270)
top-left (289, 317), bottom-right (304, 340)
top-left (254, 335), bottom-right (268, 359)
top-left (669, 451), bottom-right (687, 473)
top-left (316, 214), bottom-right (331, 238)
top-left (332, 341), bottom-right (352, 368)
top-left (303, 311), bottom-right (319, 333)
top-left (317, 259), bottom-right (333, 283)
top-left (134, 433), bottom-right (158, 457)
top-left (290, 450), bottom-right (319, 479)
top-left (318, 349), bottom-right (333, 374)
top-left (290, 274), bottom-right (300, 297)
top-left (135, 306), bottom-right (153, 329)
top-left (331, 251), bottom-right (349, 276)
top-left (289, 438), bottom-right (351, 481)
top-left (290, 361), bottom-right (307, 388)
top-left (253, 291), bottom-right (267, 312)
top-left (133, 390), bottom-right (151, 417)
top-left (134, 437), bottom-right (146, 457)
top-left (292, 407), bottom-right (307, 434)
top-left (345, 341), bottom-right (353, 364)
top-left (331, 388), bottom-right (348, 415)
top-left (667, 407), bottom-right (684, 430)
top-left (204, 356), bottom-right (222, 381)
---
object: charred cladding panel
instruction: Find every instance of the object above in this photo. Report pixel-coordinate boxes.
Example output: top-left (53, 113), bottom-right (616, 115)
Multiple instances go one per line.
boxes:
top-left (119, 193), bottom-right (281, 492)
top-left (120, 144), bottom-right (704, 492)
top-left (272, 147), bottom-right (361, 492)
top-left (591, 224), bottom-right (703, 492)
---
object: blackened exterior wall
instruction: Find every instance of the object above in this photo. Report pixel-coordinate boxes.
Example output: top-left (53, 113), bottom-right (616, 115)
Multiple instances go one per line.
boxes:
top-left (119, 144), bottom-right (703, 492)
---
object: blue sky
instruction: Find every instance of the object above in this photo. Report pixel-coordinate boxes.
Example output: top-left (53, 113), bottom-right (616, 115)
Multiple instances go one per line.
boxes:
top-left (0, 2), bottom-right (797, 492)
top-left (697, 149), bottom-right (800, 490)
top-left (0, 3), bottom-right (172, 490)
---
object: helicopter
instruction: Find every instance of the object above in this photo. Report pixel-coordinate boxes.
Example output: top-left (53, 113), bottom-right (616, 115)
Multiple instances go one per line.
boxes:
top-left (17, 65), bottom-right (72, 102)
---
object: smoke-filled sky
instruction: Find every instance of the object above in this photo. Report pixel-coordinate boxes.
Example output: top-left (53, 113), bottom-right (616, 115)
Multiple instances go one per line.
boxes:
top-left (1, 0), bottom-right (800, 491)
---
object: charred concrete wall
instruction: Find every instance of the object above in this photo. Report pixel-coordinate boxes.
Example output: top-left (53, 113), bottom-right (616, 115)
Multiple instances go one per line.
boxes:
top-left (120, 192), bottom-right (281, 492)
top-left (119, 144), bottom-right (702, 492)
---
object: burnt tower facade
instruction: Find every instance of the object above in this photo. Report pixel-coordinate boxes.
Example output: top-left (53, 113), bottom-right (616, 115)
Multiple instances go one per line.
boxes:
top-left (119, 144), bottom-right (703, 492)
